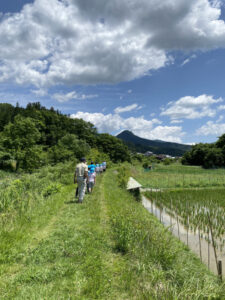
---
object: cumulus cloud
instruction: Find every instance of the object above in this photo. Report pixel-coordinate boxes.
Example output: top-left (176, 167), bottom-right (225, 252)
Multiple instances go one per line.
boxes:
top-left (70, 111), bottom-right (184, 143)
top-left (52, 91), bottom-right (98, 102)
top-left (114, 103), bottom-right (141, 114)
top-left (196, 120), bottom-right (225, 136)
top-left (160, 94), bottom-right (223, 120)
top-left (0, 0), bottom-right (225, 88)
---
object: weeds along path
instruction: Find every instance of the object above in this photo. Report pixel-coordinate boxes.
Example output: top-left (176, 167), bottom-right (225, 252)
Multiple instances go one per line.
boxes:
top-left (0, 184), bottom-right (74, 296)
top-left (0, 174), bottom-right (131, 299)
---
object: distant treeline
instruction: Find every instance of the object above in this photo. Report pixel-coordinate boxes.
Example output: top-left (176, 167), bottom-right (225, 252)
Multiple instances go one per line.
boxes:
top-left (0, 102), bottom-right (130, 171)
top-left (182, 134), bottom-right (225, 168)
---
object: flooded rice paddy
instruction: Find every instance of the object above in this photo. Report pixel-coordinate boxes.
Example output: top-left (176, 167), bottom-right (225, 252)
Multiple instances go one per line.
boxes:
top-left (142, 195), bottom-right (225, 278)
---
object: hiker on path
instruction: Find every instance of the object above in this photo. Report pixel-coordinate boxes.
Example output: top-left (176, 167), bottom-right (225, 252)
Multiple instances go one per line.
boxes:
top-left (88, 161), bottom-right (96, 173)
top-left (87, 169), bottom-right (96, 193)
top-left (95, 163), bottom-right (100, 175)
top-left (74, 157), bottom-right (88, 203)
top-left (102, 161), bottom-right (106, 172)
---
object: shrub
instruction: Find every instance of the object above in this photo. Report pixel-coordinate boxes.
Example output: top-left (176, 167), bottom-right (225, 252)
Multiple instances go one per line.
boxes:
top-left (43, 183), bottom-right (62, 197)
top-left (116, 164), bottom-right (131, 188)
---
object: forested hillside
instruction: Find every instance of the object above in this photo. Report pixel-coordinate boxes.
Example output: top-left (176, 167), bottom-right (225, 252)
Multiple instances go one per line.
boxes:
top-left (0, 103), bottom-right (130, 171)
top-left (117, 130), bottom-right (191, 156)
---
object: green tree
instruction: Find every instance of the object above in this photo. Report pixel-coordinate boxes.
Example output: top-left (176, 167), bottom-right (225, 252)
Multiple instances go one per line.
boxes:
top-left (0, 103), bottom-right (15, 131)
top-left (203, 148), bottom-right (224, 168)
top-left (97, 134), bottom-right (131, 163)
top-left (182, 143), bottom-right (211, 166)
top-left (182, 136), bottom-right (225, 168)
top-left (49, 134), bottom-right (90, 163)
top-left (216, 133), bottom-right (225, 148)
top-left (2, 115), bottom-right (42, 171)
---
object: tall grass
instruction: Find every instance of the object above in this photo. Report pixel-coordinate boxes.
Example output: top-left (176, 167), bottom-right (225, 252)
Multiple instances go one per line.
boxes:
top-left (0, 161), bottom-right (77, 265)
top-left (0, 161), bottom-right (76, 219)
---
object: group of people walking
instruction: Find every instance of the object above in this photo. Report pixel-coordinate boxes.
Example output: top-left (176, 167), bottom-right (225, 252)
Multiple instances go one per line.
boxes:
top-left (74, 158), bottom-right (106, 203)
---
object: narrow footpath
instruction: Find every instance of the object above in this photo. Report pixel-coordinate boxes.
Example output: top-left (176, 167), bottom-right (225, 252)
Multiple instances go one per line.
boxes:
top-left (0, 175), bottom-right (130, 299)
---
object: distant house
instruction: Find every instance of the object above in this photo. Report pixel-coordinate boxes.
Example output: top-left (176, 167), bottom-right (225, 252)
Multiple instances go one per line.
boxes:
top-left (155, 154), bottom-right (167, 160)
top-left (144, 151), bottom-right (154, 156)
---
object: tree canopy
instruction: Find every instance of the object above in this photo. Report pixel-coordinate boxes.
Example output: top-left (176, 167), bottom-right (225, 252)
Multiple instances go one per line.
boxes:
top-left (182, 135), bottom-right (225, 168)
top-left (0, 102), bottom-right (130, 171)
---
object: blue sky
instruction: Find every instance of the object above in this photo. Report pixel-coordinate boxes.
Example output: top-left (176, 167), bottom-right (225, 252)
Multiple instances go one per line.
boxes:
top-left (1, 0), bottom-right (225, 144)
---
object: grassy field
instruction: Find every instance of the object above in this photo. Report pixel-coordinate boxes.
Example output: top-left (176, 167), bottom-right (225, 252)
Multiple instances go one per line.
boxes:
top-left (0, 164), bottom-right (224, 299)
top-left (132, 162), bottom-right (225, 189)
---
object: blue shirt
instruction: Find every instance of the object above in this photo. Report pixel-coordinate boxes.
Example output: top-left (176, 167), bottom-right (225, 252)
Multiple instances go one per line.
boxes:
top-left (88, 164), bottom-right (96, 173)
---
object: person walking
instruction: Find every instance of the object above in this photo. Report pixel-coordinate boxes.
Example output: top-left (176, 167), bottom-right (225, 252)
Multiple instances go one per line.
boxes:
top-left (95, 163), bottom-right (100, 175)
top-left (74, 157), bottom-right (88, 203)
top-left (88, 161), bottom-right (96, 173)
top-left (99, 163), bottom-right (103, 174)
top-left (102, 161), bottom-right (106, 172)
top-left (87, 169), bottom-right (96, 193)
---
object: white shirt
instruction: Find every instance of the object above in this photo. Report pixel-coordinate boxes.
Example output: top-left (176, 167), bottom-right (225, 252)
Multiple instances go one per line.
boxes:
top-left (75, 162), bottom-right (88, 177)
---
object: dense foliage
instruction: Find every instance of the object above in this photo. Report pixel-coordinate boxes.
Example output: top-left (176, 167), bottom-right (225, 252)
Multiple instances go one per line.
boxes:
top-left (0, 102), bottom-right (130, 171)
top-left (182, 134), bottom-right (225, 168)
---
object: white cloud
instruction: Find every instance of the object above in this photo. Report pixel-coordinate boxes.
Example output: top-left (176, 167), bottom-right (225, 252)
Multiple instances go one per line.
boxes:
top-left (161, 94), bottom-right (223, 120)
top-left (0, 0), bottom-right (225, 88)
top-left (52, 91), bottom-right (98, 102)
top-left (31, 88), bottom-right (48, 97)
top-left (181, 54), bottom-right (197, 66)
top-left (170, 119), bottom-right (184, 124)
top-left (217, 115), bottom-right (224, 122)
top-left (196, 120), bottom-right (225, 136)
top-left (114, 103), bottom-right (140, 114)
top-left (127, 89), bottom-right (132, 94)
top-left (218, 105), bottom-right (225, 110)
top-left (70, 111), bottom-right (185, 143)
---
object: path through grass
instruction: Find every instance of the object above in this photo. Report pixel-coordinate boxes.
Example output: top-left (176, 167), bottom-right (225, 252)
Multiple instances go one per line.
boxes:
top-left (0, 176), bottom-right (131, 299)
top-left (0, 169), bottom-right (224, 299)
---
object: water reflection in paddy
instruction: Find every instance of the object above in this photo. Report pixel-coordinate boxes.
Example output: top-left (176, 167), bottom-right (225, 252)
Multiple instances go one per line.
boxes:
top-left (142, 195), bottom-right (225, 278)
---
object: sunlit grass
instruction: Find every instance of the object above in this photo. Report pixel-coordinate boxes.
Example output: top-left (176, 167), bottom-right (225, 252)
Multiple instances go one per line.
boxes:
top-left (132, 163), bottom-right (225, 188)
top-left (0, 164), bottom-right (224, 299)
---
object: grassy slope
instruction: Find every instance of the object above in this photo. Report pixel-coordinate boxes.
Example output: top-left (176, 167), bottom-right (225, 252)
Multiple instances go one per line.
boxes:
top-left (0, 169), bottom-right (224, 299)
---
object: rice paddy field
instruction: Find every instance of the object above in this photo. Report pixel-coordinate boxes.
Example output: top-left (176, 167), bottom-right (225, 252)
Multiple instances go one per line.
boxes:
top-left (132, 163), bottom-right (225, 189)
top-left (132, 162), bottom-right (225, 281)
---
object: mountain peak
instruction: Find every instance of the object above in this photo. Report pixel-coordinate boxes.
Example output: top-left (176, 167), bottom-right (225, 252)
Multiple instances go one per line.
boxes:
top-left (117, 130), bottom-right (191, 156)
